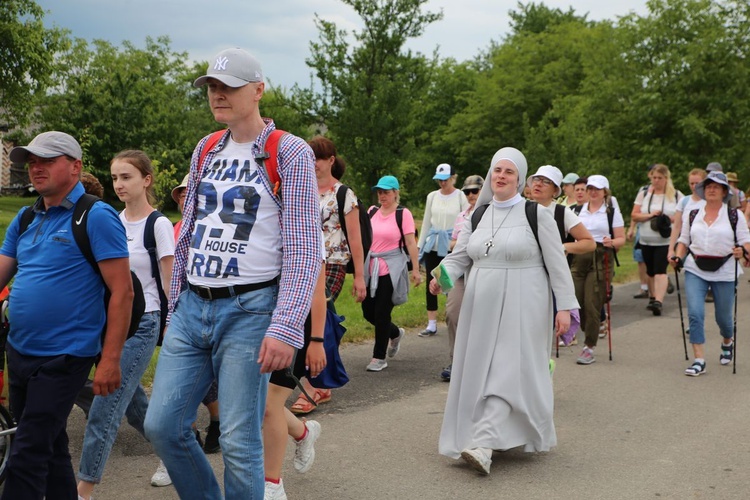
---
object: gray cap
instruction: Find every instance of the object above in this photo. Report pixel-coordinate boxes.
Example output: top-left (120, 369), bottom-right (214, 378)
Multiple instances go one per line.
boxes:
top-left (10, 131), bottom-right (82, 163)
top-left (193, 48), bottom-right (264, 88)
top-left (706, 162), bottom-right (723, 172)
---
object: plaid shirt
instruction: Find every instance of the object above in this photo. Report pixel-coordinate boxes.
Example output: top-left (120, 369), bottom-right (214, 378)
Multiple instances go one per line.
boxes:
top-left (170, 119), bottom-right (321, 349)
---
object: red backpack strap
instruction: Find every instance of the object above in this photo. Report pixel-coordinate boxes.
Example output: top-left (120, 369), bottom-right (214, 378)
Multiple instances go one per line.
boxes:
top-left (198, 130), bottom-right (227, 171)
top-left (261, 129), bottom-right (286, 198)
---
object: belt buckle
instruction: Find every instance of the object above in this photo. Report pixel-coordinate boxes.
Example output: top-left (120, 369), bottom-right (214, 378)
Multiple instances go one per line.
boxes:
top-left (197, 285), bottom-right (213, 300)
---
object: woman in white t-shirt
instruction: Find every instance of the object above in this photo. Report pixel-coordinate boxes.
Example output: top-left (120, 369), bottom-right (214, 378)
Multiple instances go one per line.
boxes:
top-left (668, 168), bottom-right (707, 262)
top-left (77, 150), bottom-right (175, 500)
top-left (417, 164), bottom-right (468, 336)
top-left (572, 176), bottom-right (626, 365)
top-left (631, 164), bottom-right (683, 316)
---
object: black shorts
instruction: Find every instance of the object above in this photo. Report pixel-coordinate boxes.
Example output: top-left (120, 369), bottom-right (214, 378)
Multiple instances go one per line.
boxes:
top-left (269, 315), bottom-right (311, 390)
top-left (641, 244), bottom-right (669, 276)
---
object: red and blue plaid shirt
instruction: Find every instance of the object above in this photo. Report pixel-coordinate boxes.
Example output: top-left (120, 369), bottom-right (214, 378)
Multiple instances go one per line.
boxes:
top-left (170, 119), bottom-right (321, 349)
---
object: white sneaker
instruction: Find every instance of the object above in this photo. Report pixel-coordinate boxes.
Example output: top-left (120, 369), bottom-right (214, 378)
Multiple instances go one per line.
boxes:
top-left (264, 479), bottom-right (288, 500)
top-left (366, 358), bottom-right (388, 371)
top-left (388, 328), bottom-right (405, 358)
top-left (150, 460), bottom-right (172, 487)
top-left (460, 447), bottom-right (492, 475)
top-left (294, 420), bottom-right (321, 473)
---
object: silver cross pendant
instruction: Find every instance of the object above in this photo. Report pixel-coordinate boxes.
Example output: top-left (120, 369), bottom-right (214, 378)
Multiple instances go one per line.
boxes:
top-left (484, 239), bottom-right (494, 257)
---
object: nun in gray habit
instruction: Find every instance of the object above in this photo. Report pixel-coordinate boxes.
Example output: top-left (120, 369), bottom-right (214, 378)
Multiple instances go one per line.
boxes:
top-left (431, 147), bottom-right (579, 475)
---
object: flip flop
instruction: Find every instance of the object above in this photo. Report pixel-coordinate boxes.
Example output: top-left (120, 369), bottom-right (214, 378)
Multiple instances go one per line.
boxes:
top-left (290, 388), bottom-right (332, 415)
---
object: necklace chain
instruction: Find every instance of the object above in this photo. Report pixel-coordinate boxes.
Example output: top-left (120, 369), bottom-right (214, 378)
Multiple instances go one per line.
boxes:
top-left (484, 205), bottom-right (513, 257)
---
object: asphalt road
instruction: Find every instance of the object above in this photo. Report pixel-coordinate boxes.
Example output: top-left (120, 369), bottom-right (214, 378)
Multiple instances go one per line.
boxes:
top-left (57, 279), bottom-right (750, 499)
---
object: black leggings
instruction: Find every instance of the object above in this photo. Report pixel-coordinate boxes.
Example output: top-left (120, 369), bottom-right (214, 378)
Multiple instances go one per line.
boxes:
top-left (362, 274), bottom-right (400, 360)
top-left (423, 251), bottom-right (443, 312)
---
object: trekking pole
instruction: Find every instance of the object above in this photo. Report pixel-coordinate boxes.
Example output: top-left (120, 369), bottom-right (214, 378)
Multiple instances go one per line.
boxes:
top-left (604, 251), bottom-right (612, 361)
top-left (673, 265), bottom-right (689, 360)
top-left (733, 257), bottom-right (738, 374)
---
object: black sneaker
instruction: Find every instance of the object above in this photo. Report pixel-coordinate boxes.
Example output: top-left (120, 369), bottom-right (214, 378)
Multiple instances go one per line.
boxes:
top-left (646, 298), bottom-right (657, 311)
top-left (204, 420), bottom-right (221, 454)
top-left (633, 290), bottom-right (650, 299)
top-left (651, 300), bottom-right (662, 316)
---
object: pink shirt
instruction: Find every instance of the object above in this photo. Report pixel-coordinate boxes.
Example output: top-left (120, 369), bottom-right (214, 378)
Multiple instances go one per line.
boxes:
top-left (369, 207), bottom-right (416, 275)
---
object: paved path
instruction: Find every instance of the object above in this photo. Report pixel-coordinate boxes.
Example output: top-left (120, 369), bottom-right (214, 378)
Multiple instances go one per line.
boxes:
top-left (61, 279), bottom-right (750, 499)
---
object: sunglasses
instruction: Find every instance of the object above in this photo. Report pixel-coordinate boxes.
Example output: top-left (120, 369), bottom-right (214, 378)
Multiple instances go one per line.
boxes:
top-left (463, 188), bottom-right (480, 195)
top-left (531, 176), bottom-right (554, 186)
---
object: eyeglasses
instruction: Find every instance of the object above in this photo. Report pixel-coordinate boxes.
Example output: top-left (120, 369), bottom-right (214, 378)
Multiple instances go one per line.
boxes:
top-left (463, 189), bottom-right (480, 195)
top-left (531, 176), bottom-right (554, 186)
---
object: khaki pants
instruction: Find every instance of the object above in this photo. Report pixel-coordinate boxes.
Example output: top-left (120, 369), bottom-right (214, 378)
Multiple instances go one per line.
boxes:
top-left (571, 247), bottom-right (613, 348)
top-left (444, 276), bottom-right (466, 360)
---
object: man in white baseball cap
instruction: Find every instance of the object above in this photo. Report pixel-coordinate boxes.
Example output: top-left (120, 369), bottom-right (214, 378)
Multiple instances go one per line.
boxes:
top-left (144, 49), bottom-right (322, 500)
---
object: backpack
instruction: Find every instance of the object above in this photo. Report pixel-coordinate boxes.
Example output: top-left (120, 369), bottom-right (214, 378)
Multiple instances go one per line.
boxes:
top-left (335, 185), bottom-right (372, 274)
top-left (143, 210), bottom-right (170, 344)
top-left (368, 206), bottom-right (416, 270)
top-left (688, 207), bottom-right (739, 258)
top-left (18, 194), bottom-right (146, 340)
top-left (198, 129), bottom-right (287, 199)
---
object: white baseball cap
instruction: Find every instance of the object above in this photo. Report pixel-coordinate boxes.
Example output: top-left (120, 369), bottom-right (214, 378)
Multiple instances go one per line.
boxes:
top-left (586, 175), bottom-right (610, 190)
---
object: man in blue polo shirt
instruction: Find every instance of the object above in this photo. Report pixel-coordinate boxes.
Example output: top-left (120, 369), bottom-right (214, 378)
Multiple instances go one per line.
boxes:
top-left (0, 131), bottom-right (133, 499)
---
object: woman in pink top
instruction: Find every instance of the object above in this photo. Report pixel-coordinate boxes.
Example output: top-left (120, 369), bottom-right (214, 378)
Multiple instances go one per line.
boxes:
top-left (362, 175), bottom-right (421, 371)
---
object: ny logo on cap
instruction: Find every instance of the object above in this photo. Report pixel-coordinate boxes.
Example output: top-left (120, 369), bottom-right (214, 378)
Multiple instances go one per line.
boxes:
top-left (214, 56), bottom-right (229, 71)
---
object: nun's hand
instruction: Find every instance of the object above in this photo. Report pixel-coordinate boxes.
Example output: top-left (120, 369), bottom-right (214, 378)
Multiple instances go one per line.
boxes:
top-left (428, 278), bottom-right (441, 295)
top-left (554, 310), bottom-right (571, 337)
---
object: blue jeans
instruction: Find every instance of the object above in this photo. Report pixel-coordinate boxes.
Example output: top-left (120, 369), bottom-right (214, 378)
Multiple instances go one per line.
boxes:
top-left (144, 286), bottom-right (276, 500)
top-left (684, 271), bottom-right (734, 345)
top-left (78, 311), bottom-right (159, 483)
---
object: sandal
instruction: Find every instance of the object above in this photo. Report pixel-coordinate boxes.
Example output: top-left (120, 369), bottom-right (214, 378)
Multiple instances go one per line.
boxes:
top-left (290, 388), bottom-right (332, 415)
top-left (685, 361), bottom-right (706, 377)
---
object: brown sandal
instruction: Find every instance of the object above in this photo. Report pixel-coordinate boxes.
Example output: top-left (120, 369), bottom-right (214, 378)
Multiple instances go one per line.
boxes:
top-left (290, 388), bottom-right (332, 415)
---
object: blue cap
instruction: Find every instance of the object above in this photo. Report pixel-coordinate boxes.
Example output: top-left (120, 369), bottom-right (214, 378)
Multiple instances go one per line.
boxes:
top-left (372, 175), bottom-right (400, 191)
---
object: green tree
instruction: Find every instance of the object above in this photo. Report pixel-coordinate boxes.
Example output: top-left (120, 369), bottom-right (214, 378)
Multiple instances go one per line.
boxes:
top-left (307, 0), bottom-right (442, 204)
top-left (37, 37), bottom-right (215, 205)
top-left (0, 0), bottom-right (68, 127)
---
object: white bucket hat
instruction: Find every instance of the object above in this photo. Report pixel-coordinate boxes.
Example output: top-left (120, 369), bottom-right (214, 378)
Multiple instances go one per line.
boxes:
top-left (527, 165), bottom-right (563, 198)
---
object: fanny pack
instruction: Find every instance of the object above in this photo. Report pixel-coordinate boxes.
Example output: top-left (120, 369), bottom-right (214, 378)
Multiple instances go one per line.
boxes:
top-left (692, 254), bottom-right (732, 272)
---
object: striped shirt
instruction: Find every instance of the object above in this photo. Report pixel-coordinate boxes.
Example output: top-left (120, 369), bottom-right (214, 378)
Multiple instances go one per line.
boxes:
top-left (170, 119), bottom-right (322, 349)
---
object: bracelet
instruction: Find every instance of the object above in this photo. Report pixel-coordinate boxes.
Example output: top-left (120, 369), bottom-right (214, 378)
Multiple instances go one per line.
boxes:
top-left (309, 337), bottom-right (324, 343)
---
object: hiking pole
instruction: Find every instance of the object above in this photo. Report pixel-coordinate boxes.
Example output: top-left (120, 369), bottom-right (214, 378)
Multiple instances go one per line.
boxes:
top-left (733, 256), bottom-right (739, 374)
top-left (604, 251), bottom-right (612, 361)
top-left (672, 266), bottom-right (688, 360)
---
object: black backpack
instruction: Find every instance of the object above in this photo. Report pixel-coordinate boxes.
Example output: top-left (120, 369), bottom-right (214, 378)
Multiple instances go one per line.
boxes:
top-left (142, 211), bottom-right (169, 344)
top-left (18, 194), bottom-right (147, 340)
top-left (335, 185), bottom-right (372, 274)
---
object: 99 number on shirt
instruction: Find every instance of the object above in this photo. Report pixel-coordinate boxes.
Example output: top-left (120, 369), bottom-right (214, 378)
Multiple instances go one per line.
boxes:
top-left (189, 183), bottom-right (261, 278)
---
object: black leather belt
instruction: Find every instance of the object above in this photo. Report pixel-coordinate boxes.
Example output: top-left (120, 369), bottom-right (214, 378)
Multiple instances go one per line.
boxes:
top-left (188, 276), bottom-right (280, 300)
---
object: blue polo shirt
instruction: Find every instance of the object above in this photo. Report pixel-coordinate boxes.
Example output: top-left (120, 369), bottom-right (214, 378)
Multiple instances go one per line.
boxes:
top-left (0, 183), bottom-right (128, 357)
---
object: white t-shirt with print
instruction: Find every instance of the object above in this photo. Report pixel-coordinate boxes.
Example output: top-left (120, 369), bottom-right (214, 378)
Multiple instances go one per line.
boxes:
top-left (187, 137), bottom-right (282, 286)
top-left (120, 212), bottom-right (175, 312)
top-left (319, 183), bottom-right (359, 265)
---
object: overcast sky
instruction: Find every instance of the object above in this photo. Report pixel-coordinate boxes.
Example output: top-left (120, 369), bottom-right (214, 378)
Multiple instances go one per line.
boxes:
top-left (35, 0), bottom-right (649, 89)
